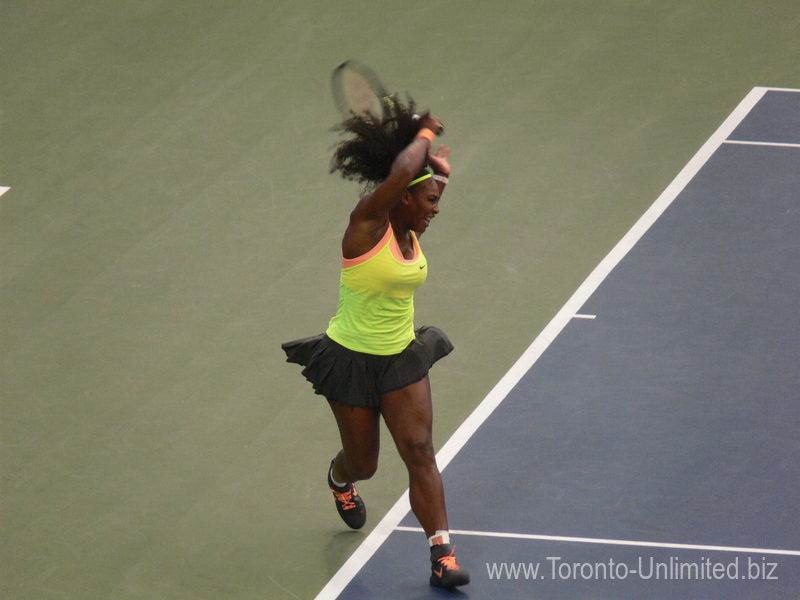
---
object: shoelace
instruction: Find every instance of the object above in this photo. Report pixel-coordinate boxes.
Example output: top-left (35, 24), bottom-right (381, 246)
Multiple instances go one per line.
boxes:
top-left (435, 547), bottom-right (460, 571)
top-left (332, 486), bottom-right (357, 510)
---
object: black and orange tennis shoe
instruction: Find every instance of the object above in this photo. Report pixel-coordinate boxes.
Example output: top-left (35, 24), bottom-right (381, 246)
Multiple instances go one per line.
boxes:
top-left (429, 544), bottom-right (470, 589)
top-left (327, 460), bottom-right (366, 530)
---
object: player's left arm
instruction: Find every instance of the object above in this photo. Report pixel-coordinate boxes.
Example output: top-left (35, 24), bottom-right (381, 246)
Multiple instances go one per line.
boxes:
top-left (427, 144), bottom-right (451, 195)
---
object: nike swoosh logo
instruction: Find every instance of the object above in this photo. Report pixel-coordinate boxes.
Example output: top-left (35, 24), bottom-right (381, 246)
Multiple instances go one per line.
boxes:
top-left (434, 567), bottom-right (444, 578)
top-left (420, 264), bottom-right (426, 270)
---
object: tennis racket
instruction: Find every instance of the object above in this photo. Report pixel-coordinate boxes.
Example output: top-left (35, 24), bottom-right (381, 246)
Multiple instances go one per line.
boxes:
top-left (330, 60), bottom-right (396, 121)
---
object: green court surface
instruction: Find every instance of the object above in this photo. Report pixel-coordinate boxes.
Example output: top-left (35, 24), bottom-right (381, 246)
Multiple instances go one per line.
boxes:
top-left (1, 2), bottom-right (798, 599)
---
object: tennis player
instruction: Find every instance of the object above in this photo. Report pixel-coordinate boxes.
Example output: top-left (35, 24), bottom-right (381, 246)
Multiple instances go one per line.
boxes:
top-left (282, 97), bottom-right (469, 590)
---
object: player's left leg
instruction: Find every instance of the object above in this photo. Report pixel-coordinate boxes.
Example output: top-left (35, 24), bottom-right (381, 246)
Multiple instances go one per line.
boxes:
top-left (380, 376), bottom-right (469, 589)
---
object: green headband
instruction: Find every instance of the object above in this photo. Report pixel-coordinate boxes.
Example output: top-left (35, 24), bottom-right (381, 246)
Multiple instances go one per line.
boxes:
top-left (408, 173), bottom-right (432, 187)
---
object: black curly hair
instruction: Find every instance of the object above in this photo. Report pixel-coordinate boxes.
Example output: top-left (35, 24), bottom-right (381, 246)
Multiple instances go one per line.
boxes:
top-left (330, 95), bottom-right (426, 191)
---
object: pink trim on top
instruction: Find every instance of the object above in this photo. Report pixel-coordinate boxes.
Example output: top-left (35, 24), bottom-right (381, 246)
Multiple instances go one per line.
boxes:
top-left (389, 229), bottom-right (420, 264)
top-left (342, 225), bottom-right (392, 268)
top-left (341, 224), bottom-right (420, 268)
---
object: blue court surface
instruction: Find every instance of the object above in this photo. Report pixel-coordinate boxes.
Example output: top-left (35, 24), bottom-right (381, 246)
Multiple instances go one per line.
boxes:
top-left (317, 87), bottom-right (800, 599)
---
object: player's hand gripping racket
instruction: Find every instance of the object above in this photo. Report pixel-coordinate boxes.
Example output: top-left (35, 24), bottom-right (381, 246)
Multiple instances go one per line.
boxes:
top-left (330, 60), bottom-right (395, 120)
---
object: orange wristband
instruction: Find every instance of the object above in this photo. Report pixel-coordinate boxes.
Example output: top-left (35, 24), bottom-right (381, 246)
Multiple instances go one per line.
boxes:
top-left (415, 128), bottom-right (436, 143)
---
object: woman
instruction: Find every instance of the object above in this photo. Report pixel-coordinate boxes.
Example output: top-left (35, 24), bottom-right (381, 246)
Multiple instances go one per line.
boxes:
top-left (282, 97), bottom-right (469, 590)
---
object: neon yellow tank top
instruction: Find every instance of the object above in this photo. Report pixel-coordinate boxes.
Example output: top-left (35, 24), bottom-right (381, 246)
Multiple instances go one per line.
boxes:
top-left (326, 224), bottom-right (427, 355)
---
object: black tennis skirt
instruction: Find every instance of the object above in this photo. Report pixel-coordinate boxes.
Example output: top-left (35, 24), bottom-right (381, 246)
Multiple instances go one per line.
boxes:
top-left (281, 326), bottom-right (453, 409)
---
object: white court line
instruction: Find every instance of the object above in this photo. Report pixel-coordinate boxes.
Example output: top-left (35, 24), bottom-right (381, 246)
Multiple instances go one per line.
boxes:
top-left (0, 186), bottom-right (9, 197)
top-left (724, 140), bottom-right (800, 148)
top-left (313, 86), bottom-right (775, 600)
top-left (573, 314), bottom-right (596, 319)
top-left (394, 526), bottom-right (800, 558)
top-left (759, 86), bottom-right (800, 93)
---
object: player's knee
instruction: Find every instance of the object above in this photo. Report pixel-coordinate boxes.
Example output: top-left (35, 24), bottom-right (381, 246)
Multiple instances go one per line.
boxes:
top-left (399, 439), bottom-right (436, 468)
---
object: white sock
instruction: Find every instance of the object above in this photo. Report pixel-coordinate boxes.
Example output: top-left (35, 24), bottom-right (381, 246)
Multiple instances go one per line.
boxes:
top-left (428, 530), bottom-right (450, 547)
top-left (329, 464), bottom-right (348, 488)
